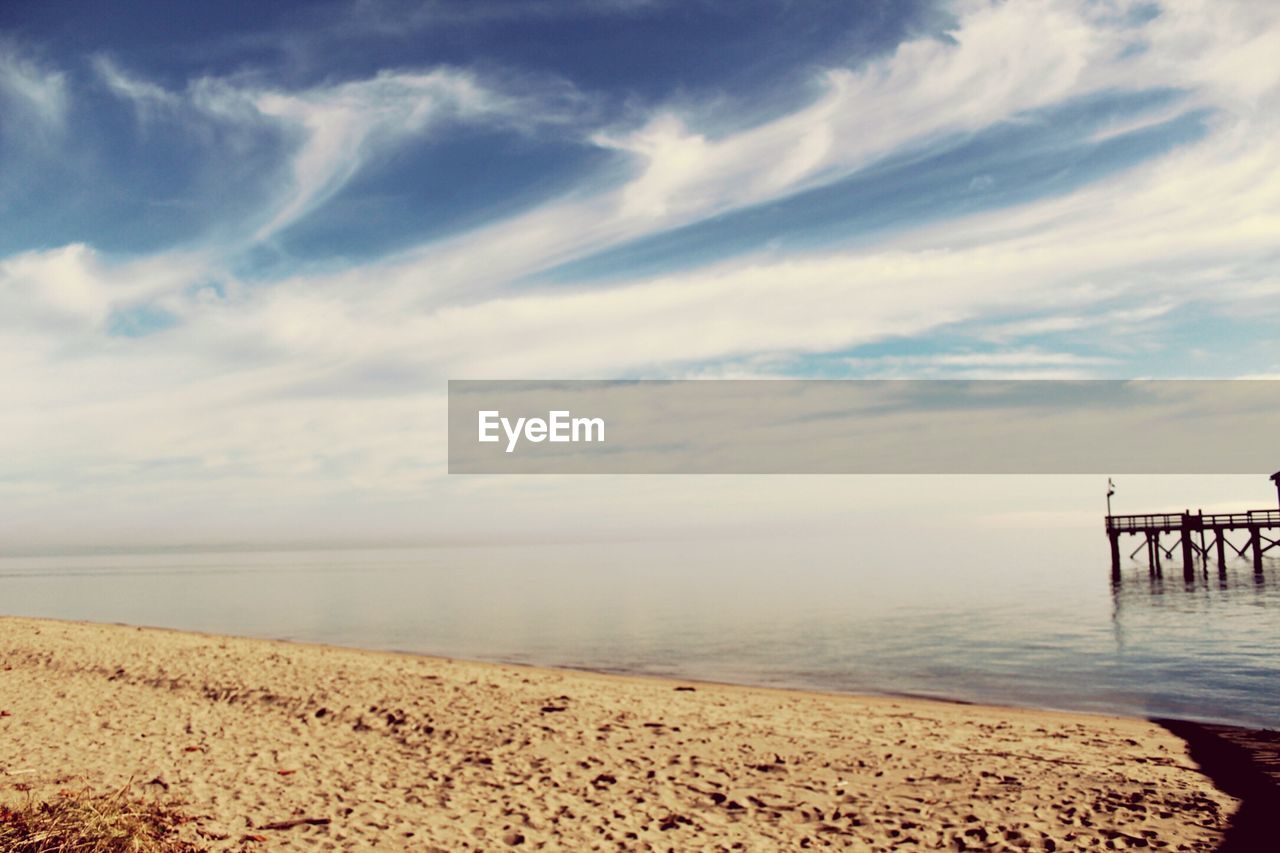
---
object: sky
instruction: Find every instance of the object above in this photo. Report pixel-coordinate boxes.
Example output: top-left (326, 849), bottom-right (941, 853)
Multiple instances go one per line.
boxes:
top-left (2, 0), bottom-right (1279, 550)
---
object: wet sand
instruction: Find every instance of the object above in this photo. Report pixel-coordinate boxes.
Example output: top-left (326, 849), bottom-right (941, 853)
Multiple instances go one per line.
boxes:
top-left (0, 616), bottom-right (1260, 849)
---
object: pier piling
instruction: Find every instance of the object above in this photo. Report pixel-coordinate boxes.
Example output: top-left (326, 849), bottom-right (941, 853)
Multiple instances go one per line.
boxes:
top-left (1179, 513), bottom-right (1195, 582)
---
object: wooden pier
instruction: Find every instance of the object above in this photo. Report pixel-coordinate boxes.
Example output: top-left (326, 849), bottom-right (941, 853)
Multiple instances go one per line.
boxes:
top-left (1106, 509), bottom-right (1280, 581)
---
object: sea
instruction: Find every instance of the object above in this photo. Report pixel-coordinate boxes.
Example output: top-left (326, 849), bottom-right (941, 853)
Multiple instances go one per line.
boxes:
top-left (3, 528), bottom-right (1276, 729)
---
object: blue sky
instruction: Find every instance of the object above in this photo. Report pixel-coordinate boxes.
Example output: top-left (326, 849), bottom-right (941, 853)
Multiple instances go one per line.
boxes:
top-left (2, 0), bottom-right (1279, 547)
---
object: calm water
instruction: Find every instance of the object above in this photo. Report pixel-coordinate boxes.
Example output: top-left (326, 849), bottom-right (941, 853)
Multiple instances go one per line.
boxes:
top-left (2, 528), bottom-right (1277, 729)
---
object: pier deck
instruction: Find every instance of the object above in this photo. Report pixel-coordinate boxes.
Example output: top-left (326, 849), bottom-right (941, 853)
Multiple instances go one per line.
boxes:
top-left (1106, 509), bottom-right (1280, 579)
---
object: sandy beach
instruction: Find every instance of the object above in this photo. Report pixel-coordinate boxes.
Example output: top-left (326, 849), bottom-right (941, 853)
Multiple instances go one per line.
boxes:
top-left (0, 617), bottom-right (1270, 850)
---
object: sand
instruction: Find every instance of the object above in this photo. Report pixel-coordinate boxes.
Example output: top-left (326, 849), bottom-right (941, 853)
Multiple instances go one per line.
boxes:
top-left (0, 616), bottom-right (1256, 850)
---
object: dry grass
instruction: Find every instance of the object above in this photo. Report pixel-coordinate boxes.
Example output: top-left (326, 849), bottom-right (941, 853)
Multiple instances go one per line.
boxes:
top-left (0, 785), bottom-right (198, 852)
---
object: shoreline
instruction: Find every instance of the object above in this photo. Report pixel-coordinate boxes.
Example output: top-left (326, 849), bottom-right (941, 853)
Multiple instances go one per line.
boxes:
top-left (8, 614), bottom-right (1122, 725)
top-left (20, 613), bottom-right (1275, 733)
top-left (3, 615), bottom-right (1275, 849)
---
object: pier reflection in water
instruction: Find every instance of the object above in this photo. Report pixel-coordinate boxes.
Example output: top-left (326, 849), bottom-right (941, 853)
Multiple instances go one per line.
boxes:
top-left (1109, 558), bottom-right (1276, 711)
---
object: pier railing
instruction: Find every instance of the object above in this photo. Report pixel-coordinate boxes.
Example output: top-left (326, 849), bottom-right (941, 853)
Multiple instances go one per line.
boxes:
top-left (1105, 513), bottom-right (1182, 533)
top-left (1105, 509), bottom-right (1280, 533)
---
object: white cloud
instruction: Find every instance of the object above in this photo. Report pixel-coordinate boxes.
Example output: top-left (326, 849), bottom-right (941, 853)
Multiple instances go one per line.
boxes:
top-left (0, 42), bottom-right (68, 129)
top-left (844, 349), bottom-right (1115, 377)
top-left (0, 245), bottom-right (210, 337)
top-left (976, 303), bottom-right (1181, 344)
top-left (93, 56), bottom-right (180, 122)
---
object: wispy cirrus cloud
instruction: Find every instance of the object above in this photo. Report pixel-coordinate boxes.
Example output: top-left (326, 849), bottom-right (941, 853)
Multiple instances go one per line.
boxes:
top-left (95, 60), bottom-right (589, 244)
top-left (593, 0), bottom-right (1116, 223)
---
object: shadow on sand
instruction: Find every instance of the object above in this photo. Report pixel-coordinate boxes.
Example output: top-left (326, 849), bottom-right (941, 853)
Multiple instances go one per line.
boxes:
top-left (1154, 719), bottom-right (1280, 851)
